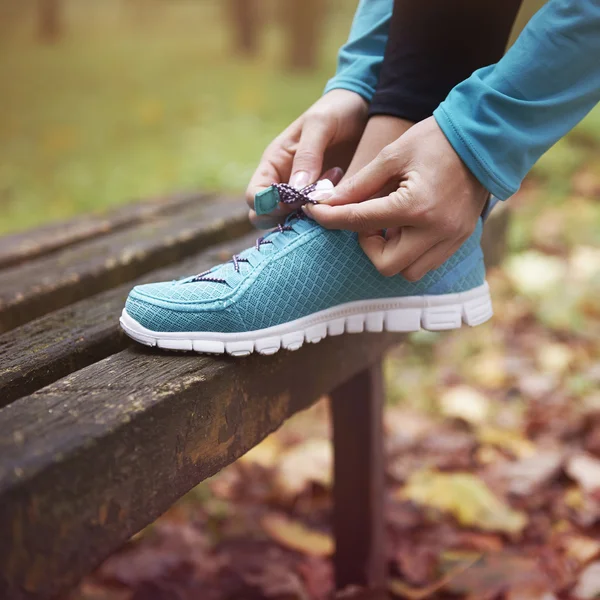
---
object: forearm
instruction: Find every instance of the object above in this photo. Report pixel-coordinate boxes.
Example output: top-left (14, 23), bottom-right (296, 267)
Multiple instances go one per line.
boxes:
top-left (369, 0), bottom-right (522, 123)
top-left (324, 0), bottom-right (392, 102)
top-left (434, 0), bottom-right (600, 200)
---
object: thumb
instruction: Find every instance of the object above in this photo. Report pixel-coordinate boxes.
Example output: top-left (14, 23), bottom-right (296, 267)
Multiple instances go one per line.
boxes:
top-left (290, 122), bottom-right (333, 189)
top-left (320, 143), bottom-right (408, 206)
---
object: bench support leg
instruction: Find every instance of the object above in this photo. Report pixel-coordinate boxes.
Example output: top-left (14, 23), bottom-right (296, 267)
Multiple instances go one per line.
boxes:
top-left (330, 361), bottom-right (386, 592)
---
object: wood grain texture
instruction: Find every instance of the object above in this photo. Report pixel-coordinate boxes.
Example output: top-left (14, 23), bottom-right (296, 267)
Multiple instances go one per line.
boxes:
top-left (0, 233), bottom-right (260, 408)
top-left (0, 333), bottom-right (404, 600)
top-left (0, 196), bottom-right (251, 333)
top-left (0, 191), bottom-right (207, 270)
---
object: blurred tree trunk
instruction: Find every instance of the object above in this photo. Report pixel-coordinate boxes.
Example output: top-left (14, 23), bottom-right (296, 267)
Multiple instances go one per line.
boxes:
top-left (126, 0), bottom-right (161, 24)
top-left (228, 0), bottom-right (260, 57)
top-left (282, 0), bottom-right (324, 71)
top-left (37, 0), bottom-right (62, 43)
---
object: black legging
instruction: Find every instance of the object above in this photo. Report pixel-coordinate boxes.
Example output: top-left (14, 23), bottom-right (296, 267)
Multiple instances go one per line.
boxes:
top-left (369, 0), bottom-right (523, 122)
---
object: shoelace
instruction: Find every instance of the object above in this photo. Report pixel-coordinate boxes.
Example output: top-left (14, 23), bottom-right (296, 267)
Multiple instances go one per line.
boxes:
top-left (192, 183), bottom-right (318, 285)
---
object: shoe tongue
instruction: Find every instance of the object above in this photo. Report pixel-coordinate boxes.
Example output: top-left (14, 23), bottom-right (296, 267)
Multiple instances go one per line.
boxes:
top-left (186, 207), bottom-right (322, 285)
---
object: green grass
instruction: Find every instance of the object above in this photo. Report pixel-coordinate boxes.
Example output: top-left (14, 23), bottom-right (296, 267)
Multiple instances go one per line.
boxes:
top-left (0, 1), bottom-right (353, 234)
top-left (1, 1), bottom-right (599, 235)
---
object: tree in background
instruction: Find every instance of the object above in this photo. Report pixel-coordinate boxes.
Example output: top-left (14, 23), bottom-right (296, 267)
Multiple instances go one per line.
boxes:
top-left (228, 0), bottom-right (260, 57)
top-left (37, 0), bottom-right (62, 42)
top-left (282, 0), bottom-right (323, 71)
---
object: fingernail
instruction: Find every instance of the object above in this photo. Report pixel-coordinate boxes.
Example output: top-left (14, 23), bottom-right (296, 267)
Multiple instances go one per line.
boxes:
top-left (290, 171), bottom-right (310, 189)
top-left (308, 190), bottom-right (333, 202)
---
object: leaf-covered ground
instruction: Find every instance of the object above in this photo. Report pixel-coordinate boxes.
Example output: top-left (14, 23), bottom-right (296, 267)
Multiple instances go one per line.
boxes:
top-left (68, 143), bottom-right (600, 599)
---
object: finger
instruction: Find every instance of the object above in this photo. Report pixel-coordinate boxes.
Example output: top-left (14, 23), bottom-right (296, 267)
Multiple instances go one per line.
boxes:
top-left (245, 130), bottom-right (298, 208)
top-left (305, 191), bottom-right (417, 232)
top-left (359, 227), bottom-right (440, 277)
top-left (290, 120), bottom-right (334, 189)
top-left (320, 143), bottom-right (407, 206)
top-left (400, 236), bottom-right (466, 282)
top-left (320, 166), bottom-right (344, 186)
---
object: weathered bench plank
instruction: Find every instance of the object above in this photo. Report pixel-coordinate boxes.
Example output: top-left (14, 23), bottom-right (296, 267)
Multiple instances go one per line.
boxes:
top-left (0, 333), bottom-right (400, 600)
top-left (0, 192), bottom-right (208, 270)
top-left (0, 233), bottom-right (259, 407)
top-left (0, 197), bottom-right (250, 333)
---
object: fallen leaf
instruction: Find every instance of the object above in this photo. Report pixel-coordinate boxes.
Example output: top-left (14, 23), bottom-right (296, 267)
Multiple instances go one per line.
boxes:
top-left (505, 586), bottom-right (557, 600)
top-left (439, 386), bottom-right (490, 426)
top-left (537, 344), bottom-right (574, 376)
top-left (385, 408), bottom-right (434, 452)
top-left (297, 556), bottom-right (333, 600)
top-left (445, 552), bottom-right (550, 598)
top-left (274, 439), bottom-right (332, 499)
top-left (400, 470), bottom-right (527, 535)
top-left (505, 251), bottom-right (566, 297)
top-left (452, 532), bottom-right (503, 553)
top-left (566, 453), bottom-right (600, 492)
top-left (487, 451), bottom-right (564, 496)
top-left (239, 435), bottom-right (282, 469)
top-left (573, 561), bottom-right (600, 599)
top-left (466, 351), bottom-right (508, 389)
top-left (518, 372), bottom-right (558, 400)
top-left (389, 553), bottom-right (480, 600)
top-left (477, 426), bottom-right (537, 459)
top-left (564, 535), bottom-right (600, 565)
top-left (261, 514), bottom-right (334, 557)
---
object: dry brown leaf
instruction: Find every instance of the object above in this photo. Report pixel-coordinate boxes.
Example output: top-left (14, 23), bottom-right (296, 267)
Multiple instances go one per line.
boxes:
top-left (445, 552), bottom-right (550, 597)
top-left (505, 251), bottom-right (566, 297)
top-left (274, 438), bottom-right (332, 499)
top-left (389, 553), bottom-right (480, 600)
top-left (466, 351), bottom-right (508, 390)
top-left (385, 408), bottom-right (434, 451)
top-left (477, 426), bottom-right (536, 459)
top-left (573, 561), bottom-right (600, 599)
top-left (505, 586), bottom-right (557, 600)
top-left (239, 435), bottom-right (282, 469)
top-left (261, 514), bottom-right (334, 557)
top-left (487, 450), bottom-right (564, 496)
top-left (439, 386), bottom-right (490, 426)
top-left (400, 470), bottom-right (527, 535)
top-left (564, 535), bottom-right (600, 565)
top-left (537, 343), bottom-right (574, 376)
top-left (566, 453), bottom-right (600, 492)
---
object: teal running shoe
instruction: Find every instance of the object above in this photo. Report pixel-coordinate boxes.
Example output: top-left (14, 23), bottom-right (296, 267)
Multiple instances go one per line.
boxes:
top-left (120, 182), bottom-right (492, 356)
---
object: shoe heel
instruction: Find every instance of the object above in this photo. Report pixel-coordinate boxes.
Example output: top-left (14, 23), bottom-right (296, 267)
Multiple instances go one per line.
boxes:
top-left (462, 293), bottom-right (493, 326)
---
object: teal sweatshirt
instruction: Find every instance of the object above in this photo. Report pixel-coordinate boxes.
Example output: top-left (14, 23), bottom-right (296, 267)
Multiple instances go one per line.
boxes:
top-left (325, 0), bottom-right (600, 200)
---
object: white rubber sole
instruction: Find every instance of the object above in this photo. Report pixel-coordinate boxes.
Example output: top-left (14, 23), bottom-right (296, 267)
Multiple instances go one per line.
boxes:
top-left (120, 282), bottom-right (492, 357)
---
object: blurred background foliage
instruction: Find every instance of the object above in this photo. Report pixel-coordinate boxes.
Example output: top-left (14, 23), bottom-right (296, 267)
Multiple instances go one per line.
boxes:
top-left (0, 0), bottom-right (353, 234)
top-left (0, 0), bottom-right (599, 241)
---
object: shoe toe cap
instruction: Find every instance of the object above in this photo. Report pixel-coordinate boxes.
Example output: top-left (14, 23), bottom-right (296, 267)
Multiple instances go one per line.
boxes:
top-left (124, 284), bottom-right (242, 334)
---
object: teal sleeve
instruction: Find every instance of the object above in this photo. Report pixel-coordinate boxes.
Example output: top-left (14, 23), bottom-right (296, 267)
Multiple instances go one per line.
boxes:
top-left (324, 0), bottom-right (392, 102)
top-left (434, 0), bottom-right (600, 200)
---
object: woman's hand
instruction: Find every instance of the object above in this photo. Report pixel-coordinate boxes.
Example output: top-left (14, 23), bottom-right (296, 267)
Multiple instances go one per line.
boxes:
top-left (304, 116), bottom-right (490, 281)
top-left (246, 89), bottom-right (369, 228)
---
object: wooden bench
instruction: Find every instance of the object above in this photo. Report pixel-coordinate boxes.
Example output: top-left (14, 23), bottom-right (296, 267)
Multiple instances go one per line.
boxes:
top-left (0, 192), bottom-right (509, 600)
